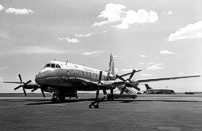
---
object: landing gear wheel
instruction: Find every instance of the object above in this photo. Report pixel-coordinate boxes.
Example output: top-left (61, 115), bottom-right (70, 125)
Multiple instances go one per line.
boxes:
top-left (51, 98), bottom-right (57, 103)
top-left (94, 104), bottom-right (99, 108)
top-left (59, 95), bottom-right (65, 102)
top-left (111, 96), bottom-right (114, 101)
top-left (107, 94), bottom-right (111, 101)
top-left (107, 94), bottom-right (114, 101)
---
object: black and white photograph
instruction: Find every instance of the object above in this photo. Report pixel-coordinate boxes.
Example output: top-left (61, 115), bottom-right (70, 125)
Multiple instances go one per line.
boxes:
top-left (0, 0), bottom-right (202, 130)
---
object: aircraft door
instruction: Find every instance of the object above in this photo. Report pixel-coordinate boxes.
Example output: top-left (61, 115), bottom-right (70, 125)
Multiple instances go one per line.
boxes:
top-left (66, 64), bottom-right (76, 78)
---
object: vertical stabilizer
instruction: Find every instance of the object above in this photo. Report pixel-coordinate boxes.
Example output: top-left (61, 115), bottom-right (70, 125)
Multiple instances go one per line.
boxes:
top-left (145, 84), bottom-right (152, 90)
top-left (108, 53), bottom-right (115, 76)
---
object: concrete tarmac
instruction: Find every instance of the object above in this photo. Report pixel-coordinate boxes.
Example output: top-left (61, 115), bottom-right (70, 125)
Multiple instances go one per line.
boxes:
top-left (0, 93), bottom-right (202, 131)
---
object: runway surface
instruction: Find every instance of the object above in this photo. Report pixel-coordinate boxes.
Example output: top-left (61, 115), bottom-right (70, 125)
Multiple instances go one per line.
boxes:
top-left (0, 93), bottom-right (202, 131)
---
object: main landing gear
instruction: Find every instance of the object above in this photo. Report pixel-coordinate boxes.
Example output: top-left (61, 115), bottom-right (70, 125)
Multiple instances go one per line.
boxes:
top-left (51, 92), bottom-right (65, 103)
top-left (89, 89), bottom-right (114, 109)
top-left (107, 94), bottom-right (114, 101)
top-left (89, 96), bottom-right (106, 109)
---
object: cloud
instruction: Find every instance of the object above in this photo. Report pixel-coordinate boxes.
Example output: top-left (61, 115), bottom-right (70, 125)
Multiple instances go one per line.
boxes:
top-left (138, 63), bottom-right (144, 65)
top-left (92, 3), bottom-right (126, 27)
top-left (168, 21), bottom-right (202, 41)
top-left (178, 72), bottom-right (185, 75)
top-left (163, 10), bottom-right (172, 15)
top-left (75, 33), bottom-right (92, 38)
top-left (115, 68), bottom-right (119, 73)
top-left (0, 77), bottom-right (4, 82)
top-left (122, 68), bottom-right (133, 72)
top-left (58, 37), bottom-right (79, 43)
top-left (93, 3), bottom-right (158, 29)
top-left (0, 67), bottom-right (7, 71)
top-left (81, 51), bottom-right (103, 56)
top-left (147, 62), bottom-right (155, 65)
top-left (140, 73), bottom-right (152, 77)
top-left (0, 4), bottom-right (3, 11)
top-left (160, 50), bottom-right (175, 55)
top-left (147, 63), bottom-right (164, 70)
top-left (13, 46), bottom-right (65, 54)
top-left (113, 55), bottom-right (122, 58)
top-left (102, 30), bottom-right (107, 33)
top-left (113, 9), bottom-right (158, 30)
top-left (6, 7), bottom-right (33, 15)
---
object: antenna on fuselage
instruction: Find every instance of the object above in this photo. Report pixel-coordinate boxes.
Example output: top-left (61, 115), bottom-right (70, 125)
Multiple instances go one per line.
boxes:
top-left (54, 58), bottom-right (57, 61)
top-left (66, 60), bottom-right (68, 65)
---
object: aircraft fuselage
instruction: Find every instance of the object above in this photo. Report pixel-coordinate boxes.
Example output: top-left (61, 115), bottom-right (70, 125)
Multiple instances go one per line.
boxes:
top-left (35, 61), bottom-right (110, 91)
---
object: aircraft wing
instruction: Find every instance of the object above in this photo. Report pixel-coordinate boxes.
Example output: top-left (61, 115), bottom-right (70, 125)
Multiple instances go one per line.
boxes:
top-left (3, 81), bottom-right (22, 84)
top-left (137, 75), bottom-right (200, 83)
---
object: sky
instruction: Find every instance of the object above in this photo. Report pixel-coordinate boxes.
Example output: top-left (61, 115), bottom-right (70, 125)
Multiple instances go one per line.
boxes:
top-left (0, 0), bottom-right (202, 93)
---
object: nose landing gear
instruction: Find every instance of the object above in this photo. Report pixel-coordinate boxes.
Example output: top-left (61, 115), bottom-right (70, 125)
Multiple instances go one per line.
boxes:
top-left (51, 92), bottom-right (65, 103)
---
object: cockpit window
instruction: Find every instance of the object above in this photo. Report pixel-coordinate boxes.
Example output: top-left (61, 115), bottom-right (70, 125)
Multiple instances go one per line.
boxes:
top-left (44, 64), bottom-right (51, 68)
top-left (51, 64), bottom-right (55, 68)
top-left (44, 63), bottom-right (61, 69)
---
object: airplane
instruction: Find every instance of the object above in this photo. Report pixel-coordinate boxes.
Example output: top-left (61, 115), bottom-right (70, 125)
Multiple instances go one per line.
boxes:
top-left (143, 84), bottom-right (175, 94)
top-left (4, 54), bottom-right (200, 108)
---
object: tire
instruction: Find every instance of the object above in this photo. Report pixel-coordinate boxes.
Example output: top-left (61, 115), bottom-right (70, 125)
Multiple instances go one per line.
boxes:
top-left (59, 95), bottom-right (65, 102)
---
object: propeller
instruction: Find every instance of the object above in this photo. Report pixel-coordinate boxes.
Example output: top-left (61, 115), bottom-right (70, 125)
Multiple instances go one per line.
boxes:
top-left (31, 86), bottom-right (46, 98)
top-left (14, 74), bottom-right (32, 96)
top-left (116, 70), bottom-right (141, 95)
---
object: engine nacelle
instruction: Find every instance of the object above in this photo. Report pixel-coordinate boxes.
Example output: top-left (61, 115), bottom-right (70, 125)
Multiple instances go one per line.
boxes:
top-left (130, 80), bottom-right (140, 91)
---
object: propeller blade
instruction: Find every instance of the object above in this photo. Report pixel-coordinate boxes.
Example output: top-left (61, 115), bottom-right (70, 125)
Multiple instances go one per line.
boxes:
top-left (98, 71), bottom-right (102, 84)
top-left (31, 87), bottom-right (38, 92)
top-left (103, 89), bottom-right (107, 95)
top-left (25, 80), bottom-right (32, 85)
top-left (18, 74), bottom-right (23, 83)
top-left (116, 75), bottom-right (126, 82)
top-left (14, 85), bottom-right (22, 90)
top-left (41, 88), bottom-right (45, 98)
top-left (120, 85), bottom-right (126, 95)
top-left (22, 87), bottom-right (27, 96)
top-left (128, 70), bottom-right (136, 80)
top-left (133, 86), bottom-right (140, 91)
top-left (96, 88), bottom-right (100, 99)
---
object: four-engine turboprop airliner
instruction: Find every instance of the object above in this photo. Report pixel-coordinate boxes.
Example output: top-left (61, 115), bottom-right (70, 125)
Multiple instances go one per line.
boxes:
top-left (4, 54), bottom-right (200, 108)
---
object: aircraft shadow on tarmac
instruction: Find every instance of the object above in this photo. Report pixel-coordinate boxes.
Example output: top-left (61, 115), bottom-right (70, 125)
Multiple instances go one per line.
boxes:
top-left (25, 98), bottom-right (138, 105)
top-left (25, 98), bottom-right (199, 105)
top-left (25, 98), bottom-right (95, 105)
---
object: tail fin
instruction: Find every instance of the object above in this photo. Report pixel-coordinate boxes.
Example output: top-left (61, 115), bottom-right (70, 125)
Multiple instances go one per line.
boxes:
top-left (107, 53), bottom-right (116, 80)
top-left (108, 53), bottom-right (115, 76)
top-left (145, 84), bottom-right (152, 90)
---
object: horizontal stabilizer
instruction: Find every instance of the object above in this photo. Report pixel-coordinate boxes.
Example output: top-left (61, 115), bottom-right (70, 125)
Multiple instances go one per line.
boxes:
top-left (145, 84), bottom-right (152, 90)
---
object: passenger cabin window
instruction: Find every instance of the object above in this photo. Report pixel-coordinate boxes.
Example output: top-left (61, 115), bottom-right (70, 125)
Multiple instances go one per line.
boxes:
top-left (56, 64), bottom-right (61, 68)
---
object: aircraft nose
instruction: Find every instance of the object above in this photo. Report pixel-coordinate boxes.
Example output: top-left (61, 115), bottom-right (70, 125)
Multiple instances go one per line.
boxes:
top-left (35, 73), bottom-right (40, 83)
